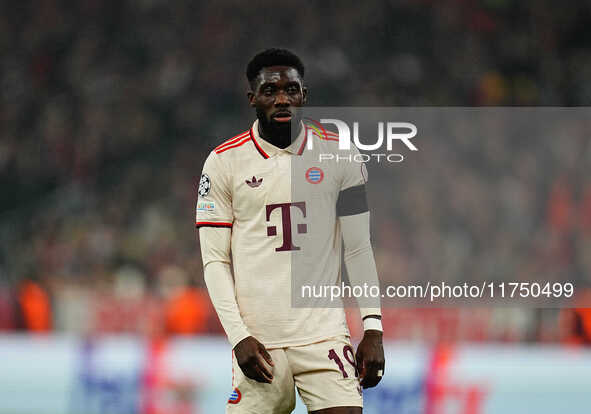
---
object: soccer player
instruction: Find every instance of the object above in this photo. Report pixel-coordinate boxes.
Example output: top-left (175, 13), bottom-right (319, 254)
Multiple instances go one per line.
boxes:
top-left (197, 48), bottom-right (384, 413)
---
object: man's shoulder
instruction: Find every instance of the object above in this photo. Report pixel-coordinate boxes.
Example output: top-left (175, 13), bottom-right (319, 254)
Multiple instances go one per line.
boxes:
top-left (304, 123), bottom-right (340, 146)
top-left (204, 128), bottom-right (256, 171)
top-left (304, 123), bottom-right (365, 161)
top-left (213, 129), bottom-right (253, 156)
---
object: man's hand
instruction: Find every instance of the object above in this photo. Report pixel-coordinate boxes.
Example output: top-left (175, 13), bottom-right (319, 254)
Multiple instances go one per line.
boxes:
top-left (233, 336), bottom-right (274, 384)
top-left (355, 330), bottom-right (385, 388)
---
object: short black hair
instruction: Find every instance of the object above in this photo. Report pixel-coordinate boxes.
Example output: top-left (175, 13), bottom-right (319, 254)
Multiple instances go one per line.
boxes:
top-left (246, 48), bottom-right (305, 85)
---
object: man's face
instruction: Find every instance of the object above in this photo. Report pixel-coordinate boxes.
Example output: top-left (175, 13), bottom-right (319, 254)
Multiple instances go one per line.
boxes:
top-left (248, 66), bottom-right (307, 130)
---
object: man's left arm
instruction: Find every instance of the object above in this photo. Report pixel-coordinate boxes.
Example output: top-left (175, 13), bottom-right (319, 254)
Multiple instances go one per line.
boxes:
top-left (338, 184), bottom-right (385, 389)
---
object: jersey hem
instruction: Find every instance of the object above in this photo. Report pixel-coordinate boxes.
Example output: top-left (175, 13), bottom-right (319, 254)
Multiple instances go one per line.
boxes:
top-left (262, 328), bottom-right (350, 349)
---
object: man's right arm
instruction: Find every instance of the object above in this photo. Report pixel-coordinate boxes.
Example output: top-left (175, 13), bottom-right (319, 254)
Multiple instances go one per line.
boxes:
top-left (197, 149), bottom-right (274, 383)
top-left (199, 226), bottom-right (250, 347)
top-left (199, 226), bottom-right (274, 383)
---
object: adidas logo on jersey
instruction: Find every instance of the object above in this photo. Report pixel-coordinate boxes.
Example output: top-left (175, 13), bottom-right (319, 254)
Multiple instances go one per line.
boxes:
top-left (246, 176), bottom-right (263, 188)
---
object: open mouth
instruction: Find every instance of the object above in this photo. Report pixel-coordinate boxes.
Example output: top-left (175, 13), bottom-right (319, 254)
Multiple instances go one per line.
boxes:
top-left (272, 111), bottom-right (292, 122)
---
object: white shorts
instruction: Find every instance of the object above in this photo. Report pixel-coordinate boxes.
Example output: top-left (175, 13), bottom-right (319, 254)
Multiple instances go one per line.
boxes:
top-left (226, 336), bottom-right (363, 413)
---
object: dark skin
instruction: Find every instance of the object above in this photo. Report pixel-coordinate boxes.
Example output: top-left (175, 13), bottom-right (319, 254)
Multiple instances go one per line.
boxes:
top-left (236, 65), bottom-right (385, 414)
top-left (233, 335), bottom-right (275, 384)
top-left (247, 65), bottom-right (307, 148)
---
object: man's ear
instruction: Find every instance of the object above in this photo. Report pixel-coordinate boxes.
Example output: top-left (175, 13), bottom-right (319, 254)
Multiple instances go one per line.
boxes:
top-left (302, 86), bottom-right (308, 104)
top-left (247, 90), bottom-right (255, 107)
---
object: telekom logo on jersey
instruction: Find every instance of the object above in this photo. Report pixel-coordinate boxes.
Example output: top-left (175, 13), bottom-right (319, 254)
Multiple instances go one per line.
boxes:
top-left (266, 202), bottom-right (307, 252)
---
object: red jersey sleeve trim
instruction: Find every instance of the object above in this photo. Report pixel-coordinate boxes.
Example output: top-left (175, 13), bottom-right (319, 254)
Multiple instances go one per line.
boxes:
top-left (215, 131), bottom-right (250, 151)
top-left (215, 136), bottom-right (251, 154)
top-left (195, 221), bottom-right (233, 228)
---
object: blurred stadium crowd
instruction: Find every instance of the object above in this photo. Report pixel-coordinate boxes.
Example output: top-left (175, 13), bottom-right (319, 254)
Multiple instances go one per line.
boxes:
top-left (1, 0), bottom-right (591, 343)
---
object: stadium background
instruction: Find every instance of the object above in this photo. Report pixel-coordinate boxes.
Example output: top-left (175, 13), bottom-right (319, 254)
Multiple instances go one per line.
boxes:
top-left (1, 1), bottom-right (591, 413)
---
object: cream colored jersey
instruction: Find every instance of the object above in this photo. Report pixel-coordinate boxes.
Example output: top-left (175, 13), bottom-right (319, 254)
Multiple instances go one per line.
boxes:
top-left (197, 119), bottom-right (367, 348)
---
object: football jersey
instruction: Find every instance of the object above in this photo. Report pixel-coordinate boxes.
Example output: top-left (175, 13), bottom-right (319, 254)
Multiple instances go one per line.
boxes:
top-left (196, 119), bottom-right (367, 348)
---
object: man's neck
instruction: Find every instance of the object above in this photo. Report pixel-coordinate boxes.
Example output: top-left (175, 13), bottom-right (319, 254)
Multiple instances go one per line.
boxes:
top-left (258, 121), bottom-right (302, 149)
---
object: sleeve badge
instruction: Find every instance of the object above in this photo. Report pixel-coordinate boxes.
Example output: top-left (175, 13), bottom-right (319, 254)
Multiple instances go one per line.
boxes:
top-left (198, 174), bottom-right (211, 197)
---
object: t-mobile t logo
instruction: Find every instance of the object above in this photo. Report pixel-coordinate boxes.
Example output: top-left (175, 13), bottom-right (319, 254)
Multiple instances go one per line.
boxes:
top-left (266, 202), bottom-right (307, 251)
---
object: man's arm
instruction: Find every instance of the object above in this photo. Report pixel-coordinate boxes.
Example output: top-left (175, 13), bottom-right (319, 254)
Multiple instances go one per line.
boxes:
top-left (339, 210), bottom-right (385, 388)
top-left (199, 226), bottom-right (274, 383)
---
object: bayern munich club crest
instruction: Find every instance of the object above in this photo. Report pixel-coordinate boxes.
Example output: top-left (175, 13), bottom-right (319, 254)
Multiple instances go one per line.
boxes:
top-left (305, 167), bottom-right (324, 184)
top-left (228, 388), bottom-right (241, 404)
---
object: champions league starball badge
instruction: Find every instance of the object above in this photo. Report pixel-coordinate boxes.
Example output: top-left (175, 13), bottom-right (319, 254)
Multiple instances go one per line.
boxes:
top-left (198, 173), bottom-right (211, 197)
